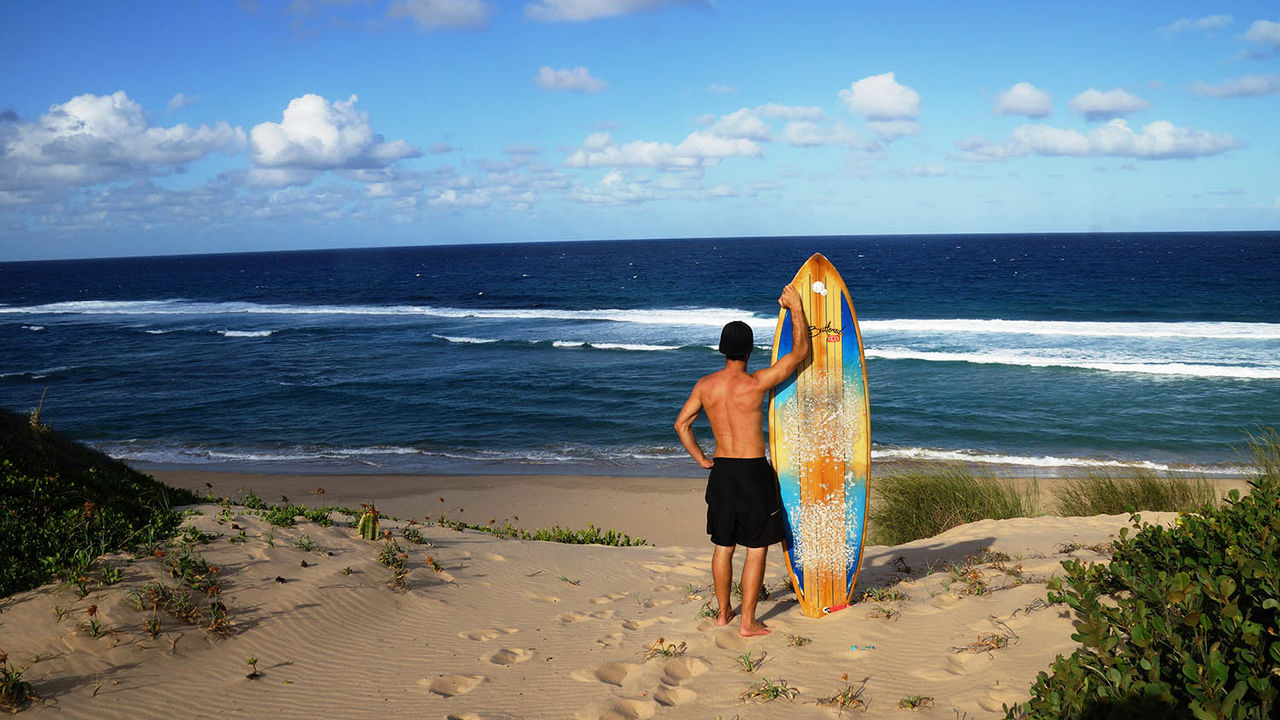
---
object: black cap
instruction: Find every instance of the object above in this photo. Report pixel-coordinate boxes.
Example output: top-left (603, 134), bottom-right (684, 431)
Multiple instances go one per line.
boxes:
top-left (718, 321), bottom-right (754, 357)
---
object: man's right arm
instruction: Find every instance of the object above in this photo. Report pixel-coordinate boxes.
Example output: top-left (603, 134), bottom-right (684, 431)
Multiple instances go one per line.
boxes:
top-left (753, 282), bottom-right (811, 391)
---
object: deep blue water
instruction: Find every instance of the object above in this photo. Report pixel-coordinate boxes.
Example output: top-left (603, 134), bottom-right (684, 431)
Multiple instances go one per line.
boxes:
top-left (1, 232), bottom-right (1277, 477)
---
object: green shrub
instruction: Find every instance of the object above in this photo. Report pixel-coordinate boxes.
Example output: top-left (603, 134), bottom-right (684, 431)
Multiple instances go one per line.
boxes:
top-left (1053, 471), bottom-right (1217, 517)
top-left (1010, 431), bottom-right (1280, 719)
top-left (0, 408), bottom-right (199, 597)
top-left (520, 523), bottom-right (645, 547)
top-left (260, 504), bottom-right (307, 527)
top-left (869, 465), bottom-right (1039, 545)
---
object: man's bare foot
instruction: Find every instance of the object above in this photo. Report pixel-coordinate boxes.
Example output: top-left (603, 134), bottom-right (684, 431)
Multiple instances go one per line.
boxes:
top-left (739, 620), bottom-right (771, 637)
top-left (715, 610), bottom-right (736, 627)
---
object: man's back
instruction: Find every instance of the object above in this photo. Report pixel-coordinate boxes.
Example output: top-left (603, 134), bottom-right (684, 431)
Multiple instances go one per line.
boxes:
top-left (694, 367), bottom-right (767, 458)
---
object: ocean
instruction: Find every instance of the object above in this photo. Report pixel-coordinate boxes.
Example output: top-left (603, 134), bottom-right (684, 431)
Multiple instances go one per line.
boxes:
top-left (1, 232), bottom-right (1277, 478)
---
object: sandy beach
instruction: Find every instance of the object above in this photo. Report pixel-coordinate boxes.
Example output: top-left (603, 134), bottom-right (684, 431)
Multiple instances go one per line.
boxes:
top-left (3, 468), bottom-right (1249, 719)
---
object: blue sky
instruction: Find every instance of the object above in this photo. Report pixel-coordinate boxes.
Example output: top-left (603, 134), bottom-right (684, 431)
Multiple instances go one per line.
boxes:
top-left (1, 1), bottom-right (1277, 260)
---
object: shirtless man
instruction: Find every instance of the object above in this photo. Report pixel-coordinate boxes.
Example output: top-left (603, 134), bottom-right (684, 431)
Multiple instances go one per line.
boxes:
top-left (674, 283), bottom-right (810, 637)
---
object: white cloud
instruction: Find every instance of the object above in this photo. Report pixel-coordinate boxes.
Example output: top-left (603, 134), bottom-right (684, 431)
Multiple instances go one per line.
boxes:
top-left (387, 0), bottom-right (493, 30)
top-left (840, 72), bottom-right (921, 120)
top-left (567, 169), bottom-right (663, 205)
top-left (525, 0), bottom-right (699, 22)
top-left (564, 130), bottom-right (759, 169)
top-left (0, 91), bottom-right (244, 189)
top-left (955, 119), bottom-right (1243, 161)
top-left (427, 187), bottom-right (491, 208)
top-left (1069, 88), bottom-right (1151, 121)
top-left (1158, 14), bottom-right (1233, 35)
top-left (249, 94), bottom-right (420, 173)
top-left (534, 66), bottom-right (608, 93)
top-left (839, 72), bottom-right (922, 139)
top-left (707, 84), bottom-right (737, 94)
top-left (167, 93), bottom-right (201, 112)
top-left (1190, 74), bottom-right (1280, 98)
top-left (706, 108), bottom-right (772, 140)
top-left (993, 82), bottom-right (1052, 118)
top-left (1243, 19), bottom-right (1280, 48)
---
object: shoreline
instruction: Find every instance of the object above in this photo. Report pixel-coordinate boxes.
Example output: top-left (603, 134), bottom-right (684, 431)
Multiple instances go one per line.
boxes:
top-left (150, 467), bottom-right (1254, 549)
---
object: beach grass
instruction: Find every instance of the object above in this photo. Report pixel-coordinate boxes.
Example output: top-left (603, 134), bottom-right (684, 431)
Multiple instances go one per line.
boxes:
top-left (867, 465), bottom-right (1039, 546)
top-left (1051, 470), bottom-right (1217, 516)
top-left (0, 407), bottom-right (198, 597)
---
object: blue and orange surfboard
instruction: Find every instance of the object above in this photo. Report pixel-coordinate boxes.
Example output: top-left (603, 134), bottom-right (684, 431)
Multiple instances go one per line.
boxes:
top-left (768, 253), bottom-right (870, 618)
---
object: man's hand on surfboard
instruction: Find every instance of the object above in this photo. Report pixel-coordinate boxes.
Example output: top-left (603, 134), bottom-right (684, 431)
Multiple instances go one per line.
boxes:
top-left (779, 282), bottom-right (802, 310)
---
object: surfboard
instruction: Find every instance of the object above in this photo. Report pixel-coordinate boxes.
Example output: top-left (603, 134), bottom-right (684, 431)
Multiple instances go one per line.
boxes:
top-left (768, 253), bottom-right (870, 619)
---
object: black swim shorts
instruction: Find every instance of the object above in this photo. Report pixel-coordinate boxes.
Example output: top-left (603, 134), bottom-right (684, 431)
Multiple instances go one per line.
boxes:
top-left (705, 457), bottom-right (785, 548)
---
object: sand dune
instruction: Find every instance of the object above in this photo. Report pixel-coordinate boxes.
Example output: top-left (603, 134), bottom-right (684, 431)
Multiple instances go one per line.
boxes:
top-left (1, 486), bottom-right (1177, 719)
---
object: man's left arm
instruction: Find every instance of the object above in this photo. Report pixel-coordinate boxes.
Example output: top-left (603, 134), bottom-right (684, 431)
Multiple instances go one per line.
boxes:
top-left (674, 385), bottom-right (714, 469)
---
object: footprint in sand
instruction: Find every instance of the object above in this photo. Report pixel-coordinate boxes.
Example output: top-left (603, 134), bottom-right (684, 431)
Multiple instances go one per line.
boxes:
top-left (571, 661), bottom-right (642, 687)
top-left (446, 714), bottom-right (487, 720)
top-left (460, 627), bottom-right (519, 642)
top-left (589, 592), bottom-right (628, 605)
top-left (597, 698), bottom-right (657, 720)
top-left (980, 685), bottom-right (1028, 712)
top-left (651, 583), bottom-right (681, 593)
top-left (589, 610), bottom-right (614, 620)
top-left (641, 598), bottom-right (673, 609)
top-left (527, 593), bottom-right (561, 604)
top-left (596, 632), bottom-right (623, 648)
top-left (482, 552), bottom-right (506, 562)
top-left (421, 674), bottom-right (486, 697)
top-left (653, 685), bottom-right (697, 707)
top-left (713, 631), bottom-right (747, 651)
top-left (485, 647), bottom-right (533, 666)
top-left (621, 617), bottom-right (675, 631)
top-left (660, 657), bottom-right (709, 685)
top-left (559, 611), bottom-right (591, 623)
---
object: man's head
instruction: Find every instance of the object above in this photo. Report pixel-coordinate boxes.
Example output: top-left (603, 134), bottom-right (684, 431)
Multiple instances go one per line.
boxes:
top-left (718, 320), bottom-right (754, 361)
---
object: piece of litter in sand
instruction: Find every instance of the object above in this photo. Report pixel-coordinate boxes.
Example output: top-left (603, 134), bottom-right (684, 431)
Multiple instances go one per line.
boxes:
top-left (849, 645), bottom-right (876, 650)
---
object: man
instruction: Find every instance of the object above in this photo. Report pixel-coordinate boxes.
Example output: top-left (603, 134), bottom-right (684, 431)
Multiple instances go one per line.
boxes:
top-left (674, 282), bottom-right (811, 637)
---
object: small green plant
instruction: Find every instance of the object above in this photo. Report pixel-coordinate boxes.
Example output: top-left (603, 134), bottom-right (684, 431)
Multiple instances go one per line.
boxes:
top-left (302, 507), bottom-right (333, 527)
top-left (734, 650), bottom-right (764, 672)
top-left (144, 613), bottom-right (161, 638)
top-left (78, 604), bottom-right (108, 638)
top-left (229, 529), bottom-right (248, 544)
top-left (644, 637), bottom-right (687, 659)
top-left (0, 652), bottom-right (36, 711)
top-left (898, 695), bottom-right (934, 710)
top-left (52, 604), bottom-right (71, 623)
top-left (99, 564), bottom-right (123, 585)
top-left (245, 656), bottom-right (261, 680)
top-left (378, 539), bottom-right (410, 590)
top-left (861, 586), bottom-right (910, 603)
top-left (260, 505), bottom-right (305, 528)
top-left (559, 575), bottom-right (582, 586)
top-left (741, 677), bottom-right (797, 702)
top-left (817, 674), bottom-right (865, 712)
top-left (867, 605), bottom-right (900, 621)
top-left (696, 601), bottom-right (717, 619)
top-left (180, 525), bottom-right (219, 544)
top-left (787, 634), bottom-right (811, 647)
top-left (402, 526), bottom-right (428, 544)
top-left (239, 491), bottom-right (266, 510)
top-left (293, 534), bottom-right (317, 552)
top-left (340, 566), bottom-right (354, 575)
top-left (261, 528), bottom-right (275, 547)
